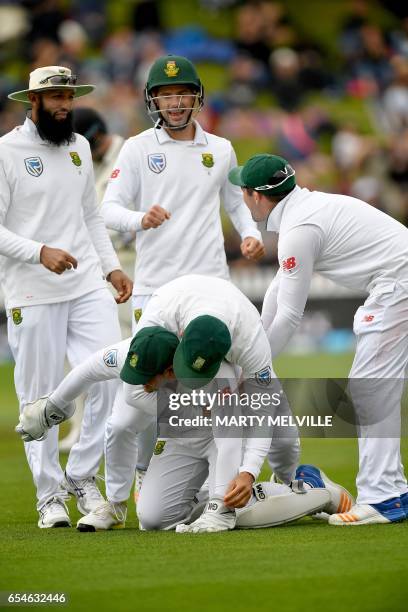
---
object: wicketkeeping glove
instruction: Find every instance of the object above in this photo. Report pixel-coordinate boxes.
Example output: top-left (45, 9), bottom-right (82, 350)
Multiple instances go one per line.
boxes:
top-left (15, 397), bottom-right (75, 442)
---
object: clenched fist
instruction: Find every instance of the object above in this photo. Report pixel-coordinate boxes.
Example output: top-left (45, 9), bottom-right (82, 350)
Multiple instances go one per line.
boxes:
top-left (40, 245), bottom-right (78, 275)
top-left (141, 205), bottom-right (171, 230)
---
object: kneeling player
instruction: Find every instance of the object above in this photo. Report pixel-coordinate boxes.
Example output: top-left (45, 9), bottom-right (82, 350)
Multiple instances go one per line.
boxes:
top-left (137, 435), bottom-right (354, 532)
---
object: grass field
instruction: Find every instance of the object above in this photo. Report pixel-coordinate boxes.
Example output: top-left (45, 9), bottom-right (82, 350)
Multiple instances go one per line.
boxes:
top-left (0, 354), bottom-right (407, 612)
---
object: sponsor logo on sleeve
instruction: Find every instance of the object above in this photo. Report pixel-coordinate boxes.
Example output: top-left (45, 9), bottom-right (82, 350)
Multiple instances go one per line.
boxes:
top-left (110, 168), bottom-right (120, 179)
top-left (255, 365), bottom-right (272, 386)
top-left (103, 348), bottom-right (118, 368)
top-left (282, 256), bottom-right (297, 272)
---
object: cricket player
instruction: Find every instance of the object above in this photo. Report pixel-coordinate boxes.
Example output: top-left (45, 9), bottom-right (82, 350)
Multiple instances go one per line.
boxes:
top-left (16, 275), bottom-right (301, 532)
top-left (16, 316), bottom-right (352, 532)
top-left (229, 153), bottom-right (408, 525)
top-left (99, 54), bottom-right (265, 488)
top-left (1, 66), bottom-right (132, 528)
top-left (80, 274), bottom-right (301, 532)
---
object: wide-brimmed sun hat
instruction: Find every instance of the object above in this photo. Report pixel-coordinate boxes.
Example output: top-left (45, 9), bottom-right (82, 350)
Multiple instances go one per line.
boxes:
top-left (8, 65), bottom-right (94, 103)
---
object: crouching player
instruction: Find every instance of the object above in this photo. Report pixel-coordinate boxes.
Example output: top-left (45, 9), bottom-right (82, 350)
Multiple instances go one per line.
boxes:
top-left (16, 274), bottom-right (302, 532)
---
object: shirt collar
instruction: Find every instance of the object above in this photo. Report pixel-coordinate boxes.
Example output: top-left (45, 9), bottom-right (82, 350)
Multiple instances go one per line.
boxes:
top-left (266, 185), bottom-right (301, 232)
top-left (154, 120), bottom-right (208, 146)
top-left (20, 117), bottom-right (43, 141)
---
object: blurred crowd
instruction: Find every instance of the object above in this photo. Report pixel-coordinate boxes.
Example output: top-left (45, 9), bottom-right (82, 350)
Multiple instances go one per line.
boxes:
top-left (0, 0), bottom-right (407, 263)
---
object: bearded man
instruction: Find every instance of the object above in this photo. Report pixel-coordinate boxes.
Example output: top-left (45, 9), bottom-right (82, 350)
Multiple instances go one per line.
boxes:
top-left (1, 66), bottom-right (132, 528)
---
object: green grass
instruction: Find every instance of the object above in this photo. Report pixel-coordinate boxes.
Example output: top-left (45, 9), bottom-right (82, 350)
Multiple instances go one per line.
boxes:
top-left (0, 357), bottom-right (407, 612)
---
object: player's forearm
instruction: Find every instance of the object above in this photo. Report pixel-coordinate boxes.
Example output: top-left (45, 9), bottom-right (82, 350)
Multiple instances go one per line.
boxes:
top-left (0, 224), bottom-right (43, 263)
top-left (265, 308), bottom-right (303, 357)
top-left (49, 351), bottom-right (116, 411)
top-left (240, 437), bottom-right (273, 480)
top-left (84, 211), bottom-right (122, 276)
top-left (226, 204), bottom-right (262, 242)
top-left (100, 201), bottom-right (145, 233)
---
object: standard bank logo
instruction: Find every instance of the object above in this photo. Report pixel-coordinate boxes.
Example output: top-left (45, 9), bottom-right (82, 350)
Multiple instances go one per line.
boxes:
top-left (147, 153), bottom-right (166, 174)
top-left (24, 157), bottom-right (43, 177)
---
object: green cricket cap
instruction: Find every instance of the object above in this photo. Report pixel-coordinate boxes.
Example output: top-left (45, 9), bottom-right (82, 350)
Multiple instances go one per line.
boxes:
top-left (146, 55), bottom-right (201, 93)
top-left (120, 326), bottom-right (179, 385)
top-left (173, 315), bottom-right (231, 389)
top-left (228, 154), bottom-right (296, 196)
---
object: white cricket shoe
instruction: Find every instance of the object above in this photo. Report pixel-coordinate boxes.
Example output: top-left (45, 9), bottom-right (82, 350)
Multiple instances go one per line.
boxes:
top-left (134, 468), bottom-right (146, 504)
top-left (176, 499), bottom-right (236, 533)
top-left (77, 501), bottom-right (127, 532)
top-left (62, 471), bottom-right (106, 515)
top-left (295, 464), bottom-right (354, 514)
top-left (329, 497), bottom-right (405, 526)
top-left (38, 497), bottom-right (71, 529)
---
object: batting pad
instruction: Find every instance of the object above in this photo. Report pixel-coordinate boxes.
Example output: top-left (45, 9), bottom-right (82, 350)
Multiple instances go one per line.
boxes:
top-left (235, 488), bottom-right (330, 529)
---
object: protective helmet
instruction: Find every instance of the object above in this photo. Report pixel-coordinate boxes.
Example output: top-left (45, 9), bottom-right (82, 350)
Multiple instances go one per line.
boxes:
top-left (144, 55), bottom-right (204, 129)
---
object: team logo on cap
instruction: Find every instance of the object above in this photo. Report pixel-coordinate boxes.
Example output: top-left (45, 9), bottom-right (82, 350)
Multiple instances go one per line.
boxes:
top-left (201, 153), bottom-right (214, 168)
top-left (129, 353), bottom-right (139, 368)
top-left (148, 153), bottom-right (166, 174)
top-left (103, 349), bottom-right (118, 368)
top-left (164, 61), bottom-right (179, 78)
top-left (255, 366), bottom-right (272, 386)
top-left (192, 356), bottom-right (206, 371)
top-left (24, 157), bottom-right (43, 177)
top-left (69, 152), bottom-right (82, 167)
top-left (11, 308), bottom-right (23, 325)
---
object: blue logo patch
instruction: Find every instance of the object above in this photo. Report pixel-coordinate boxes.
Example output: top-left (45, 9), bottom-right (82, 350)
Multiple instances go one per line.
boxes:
top-left (255, 366), bottom-right (272, 386)
top-left (103, 349), bottom-right (118, 368)
top-left (148, 153), bottom-right (166, 174)
top-left (24, 157), bottom-right (43, 177)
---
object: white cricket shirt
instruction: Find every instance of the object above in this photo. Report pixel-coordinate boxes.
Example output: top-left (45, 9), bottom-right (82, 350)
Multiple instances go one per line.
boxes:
top-left (137, 274), bottom-right (272, 378)
top-left (0, 118), bottom-right (121, 308)
top-left (262, 186), bottom-right (408, 356)
top-left (100, 122), bottom-right (261, 295)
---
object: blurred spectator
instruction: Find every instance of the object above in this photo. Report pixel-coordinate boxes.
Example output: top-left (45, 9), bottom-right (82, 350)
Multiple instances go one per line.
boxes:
top-left (235, 2), bottom-right (271, 66)
top-left (132, 0), bottom-right (162, 33)
top-left (22, 0), bottom-right (65, 47)
top-left (269, 47), bottom-right (305, 111)
top-left (382, 55), bottom-right (408, 133)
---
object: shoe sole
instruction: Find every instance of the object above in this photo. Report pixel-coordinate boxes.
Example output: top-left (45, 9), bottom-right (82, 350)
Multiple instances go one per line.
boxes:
top-left (329, 515), bottom-right (394, 525)
top-left (38, 520), bottom-right (71, 528)
top-left (76, 523), bottom-right (125, 532)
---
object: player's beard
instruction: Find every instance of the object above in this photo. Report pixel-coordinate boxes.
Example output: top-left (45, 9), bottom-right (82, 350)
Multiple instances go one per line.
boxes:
top-left (36, 98), bottom-right (75, 146)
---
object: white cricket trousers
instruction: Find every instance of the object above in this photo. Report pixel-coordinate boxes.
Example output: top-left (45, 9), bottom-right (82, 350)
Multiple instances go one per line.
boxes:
top-left (8, 288), bottom-right (121, 509)
top-left (349, 283), bottom-right (408, 504)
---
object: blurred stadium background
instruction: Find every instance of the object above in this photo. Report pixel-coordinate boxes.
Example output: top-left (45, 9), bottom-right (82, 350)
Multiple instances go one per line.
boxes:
top-left (1, 0), bottom-right (408, 363)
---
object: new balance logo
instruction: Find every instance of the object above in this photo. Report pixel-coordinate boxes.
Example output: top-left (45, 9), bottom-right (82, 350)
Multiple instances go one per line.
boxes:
top-left (282, 257), bottom-right (296, 272)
